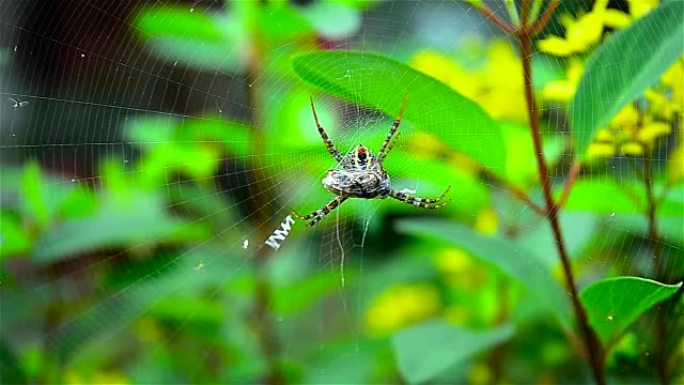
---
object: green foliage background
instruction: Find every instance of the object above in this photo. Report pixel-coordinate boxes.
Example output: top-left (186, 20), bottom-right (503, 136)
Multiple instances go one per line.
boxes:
top-left (1, 1), bottom-right (682, 384)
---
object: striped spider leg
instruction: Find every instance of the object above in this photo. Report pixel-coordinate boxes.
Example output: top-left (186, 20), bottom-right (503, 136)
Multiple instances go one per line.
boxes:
top-left (310, 96), bottom-right (343, 163)
top-left (293, 196), bottom-right (348, 227)
top-left (389, 185), bottom-right (452, 209)
top-left (376, 94), bottom-right (407, 164)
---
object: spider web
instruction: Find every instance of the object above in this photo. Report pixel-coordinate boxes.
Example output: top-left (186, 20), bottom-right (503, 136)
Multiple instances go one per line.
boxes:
top-left (1, 0), bottom-right (681, 383)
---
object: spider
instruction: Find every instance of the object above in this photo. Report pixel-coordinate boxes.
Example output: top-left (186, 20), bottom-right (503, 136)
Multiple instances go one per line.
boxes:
top-left (293, 96), bottom-right (451, 227)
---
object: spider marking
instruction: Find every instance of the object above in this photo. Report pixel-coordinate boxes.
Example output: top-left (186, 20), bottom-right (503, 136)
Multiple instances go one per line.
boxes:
top-left (292, 95), bottom-right (451, 227)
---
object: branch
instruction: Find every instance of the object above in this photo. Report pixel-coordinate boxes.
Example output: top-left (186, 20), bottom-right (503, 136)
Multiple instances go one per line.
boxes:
top-left (527, 0), bottom-right (560, 36)
top-left (481, 168), bottom-right (547, 216)
top-left (470, 2), bottom-right (516, 34)
top-left (556, 161), bottom-right (581, 209)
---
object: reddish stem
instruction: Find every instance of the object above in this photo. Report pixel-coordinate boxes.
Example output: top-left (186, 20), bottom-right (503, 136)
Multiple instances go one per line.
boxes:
top-left (483, 168), bottom-right (547, 216)
top-left (527, 0), bottom-right (560, 35)
top-left (476, 3), bottom-right (516, 34)
top-left (518, 27), bottom-right (606, 385)
top-left (557, 162), bottom-right (581, 209)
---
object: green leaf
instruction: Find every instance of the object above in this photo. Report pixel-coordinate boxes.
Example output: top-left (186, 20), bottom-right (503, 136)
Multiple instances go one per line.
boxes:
top-left (58, 184), bottom-right (98, 219)
top-left (292, 51), bottom-right (507, 175)
top-left (305, 339), bottom-right (378, 385)
top-left (51, 248), bottom-right (243, 363)
top-left (616, 215), bottom-right (684, 246)
top-left (125, 116), bottom-right (176, 145)
top-left (21, 162), bottom-right (52, 227)
top-left (383, 159), bottom-right (489, 218)
top-left (265, 89), bottom-right (340, 149)
top-left (258, 5), bottom-right (314, 41)
top-left (134, 6), bottom-right (248, 71)
top-left (392, 320), bottom-right (513, 384)
top-left (127, 116), bottom-right (252, 158)
top-left (580, 276), bottom-right (682, 345)
top-left (149, 297), bottom-right (223, 324)
top-left (32, 191), bottom-right (207, 263)
top-left (514, 213), bottom-right (599, 269)
top-left (396, 219), bottom-right (572, 329)
top-left (560, 179), bottom-right (684, 217)
top-left (570, 1), bottom-right (684, 157)
top-left (273, 270), bottom-right (342, 314)
top-left (0, 213), bottom-right (32, 259)
top-left (134, 7), bottom-right (224, 42)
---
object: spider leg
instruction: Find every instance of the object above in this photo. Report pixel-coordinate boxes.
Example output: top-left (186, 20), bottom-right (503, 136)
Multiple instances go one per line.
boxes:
top-left (377, 132), bottom-right (401, 164)
top-left (377, 94), bottom-right (408, 162)
top-left (389, 186), bottom-right (452, 209)
top-left (310, 96), bottom-right (343, 163)
top-left (292, 196), bottom-right (348, 227)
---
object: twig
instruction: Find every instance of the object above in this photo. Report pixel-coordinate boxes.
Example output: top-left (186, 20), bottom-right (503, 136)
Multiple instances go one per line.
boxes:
top-left (253, 247), bottom-right (284, 385)
top-left (642, 145), bottom-right (671, 384)
top-left (556, 161), bottom-right (581, 209)
top-left (481, 168), bottom-right (547, 216)
top-left (527, 0), bottom-right (560, 36)
top-left (472, 2), bottom-right (516, 34)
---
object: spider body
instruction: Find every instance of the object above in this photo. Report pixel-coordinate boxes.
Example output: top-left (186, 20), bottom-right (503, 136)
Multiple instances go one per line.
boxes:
top-left (323, 145), bottom-right (391, 199)
top-left (293, 96), bottom-right (451, 227)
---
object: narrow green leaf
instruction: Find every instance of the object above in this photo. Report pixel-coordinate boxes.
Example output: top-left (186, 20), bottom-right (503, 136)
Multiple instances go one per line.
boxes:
top-left (134, 6), bottom-right (248, 71)
top-left (392, 320), bottom-right (513, 384)
top-left (32, 192), bottom-right (206, 263)
top-left (292, 51), bottom-right (507, 175)
top-left (570, 1), bottom-right (684, 157)
top-left (580, 276), bottom-right (682, 345)
top-left (134, 7), bottom-right (224, 42)
top-left (396, 219), bottom-right (572, 329)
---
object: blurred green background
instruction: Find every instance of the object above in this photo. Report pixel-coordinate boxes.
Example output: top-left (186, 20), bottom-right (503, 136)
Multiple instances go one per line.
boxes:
top-left (1, 0), bottom-right (682, 384)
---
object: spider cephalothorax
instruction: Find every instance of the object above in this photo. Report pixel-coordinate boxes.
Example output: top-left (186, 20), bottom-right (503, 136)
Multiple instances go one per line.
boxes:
top-left (293, 96), bottom-right (451, 227)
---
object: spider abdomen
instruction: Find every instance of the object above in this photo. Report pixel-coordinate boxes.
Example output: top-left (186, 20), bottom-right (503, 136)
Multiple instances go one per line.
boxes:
top-left (322, 168), bottom-right (391, 199)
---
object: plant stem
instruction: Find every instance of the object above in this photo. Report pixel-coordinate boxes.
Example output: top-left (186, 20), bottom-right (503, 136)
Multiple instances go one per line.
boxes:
top-left (481, 168), bottom-right (546, 216)
top-left (528, 0), bottom-right (560, 35)
top-left (242, 3), bottom-right (283, 382)
top-left (476, 3), bottom-right (515, 34)
top-left (642, 147), bottom-right (672, 384)
top-left (556, 161), bottom-right (581, 209)
top-left (517, 3), bottom-right (606, 382)
top-left (254, 248), bottom-right (284, 385)
top-left (489, 278), bottom-right (510, 383)
top-left (643, 149), bottom-right (662, 278)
